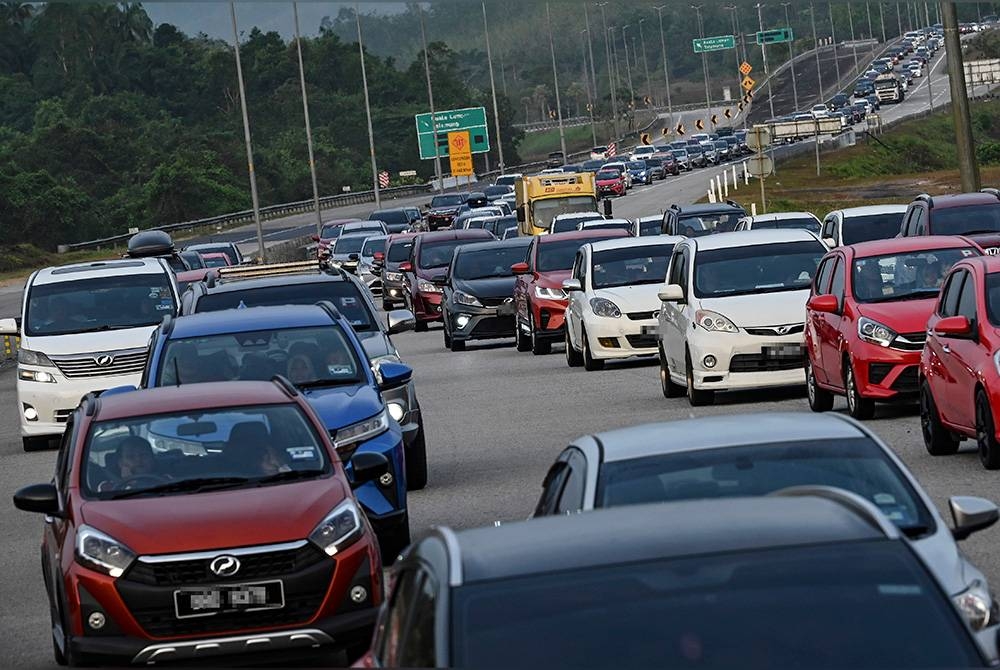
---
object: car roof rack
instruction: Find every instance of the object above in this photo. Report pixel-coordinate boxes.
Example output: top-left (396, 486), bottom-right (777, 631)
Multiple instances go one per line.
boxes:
top-left (215, 260), bottom-right (326, 282)
top-left (315, 299), bottom-right (343, 322)
top-left (915, 193), bottom-right (933, 208)
top-left (769, 485), bottom-right (900, 539)
top-left (981, 187), bottom-right (1000, 200)
top-left (270, 374), bottom-right (299, 398)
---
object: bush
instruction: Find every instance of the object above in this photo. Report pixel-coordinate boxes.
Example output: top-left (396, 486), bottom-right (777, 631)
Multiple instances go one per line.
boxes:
top-left (978, 141), bottom-right (1000, 166)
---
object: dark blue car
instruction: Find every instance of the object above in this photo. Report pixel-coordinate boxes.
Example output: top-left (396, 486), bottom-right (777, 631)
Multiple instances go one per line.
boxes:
top-left (139, 302), bottom-right (413, 562)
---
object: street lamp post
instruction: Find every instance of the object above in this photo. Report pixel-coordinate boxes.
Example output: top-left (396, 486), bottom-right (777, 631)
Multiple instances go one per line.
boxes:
top-left (879, 2), bottom-right (887, 42)
top-left (292, 2), bottom-right (322, 239)
top-left (597, 2), bottom-right (619, 139)
top-left (866, 1), bottom-right (874, 39)
top-left (584, 5), bottom-right (599, 105)
top-left (896, 2), bottom-right (904, 36)
top-left (809, 3), bottom-right (824, 100)
top-left (847, 3), bottom-right (859, 71)
top-left (622, 25), bottom-right (635, 116)
top-left (228, 2), bottom-right (265, 262)
top-left (756, 3), bottom-right (776, 120)
top-left (692, 5), bottom-right (713, 125)
top-left (481, 0), bottom-right (505, 174)
top-left (725, 5), bottom-right (744, 116)
top-left (654, 5), bottom-right (674, 130)
top-left (546, 3), bottom-right (568, 162)
top-left (829, 2), bottom-right (842, 87)
top-left (355, 7), bottom-right (381, 209)
top-left (924, 1), bottom-right (933, 111)
top-left (581, 29), bottom-right (598, 146)
top-left (418, 6), bottom-right (444, 193)
top-left (781, 2), bottom-right (799, 112)
top-left (638, 18), bottom-right (652, 109)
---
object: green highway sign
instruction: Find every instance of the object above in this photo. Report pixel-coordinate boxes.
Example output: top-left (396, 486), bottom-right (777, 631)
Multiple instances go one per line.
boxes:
top-left (692, 35), bottom-right (736, 53)
top-left (756, 27), bottom-right (793, 45)
top-left (415, 107), bottom-right (490, 160)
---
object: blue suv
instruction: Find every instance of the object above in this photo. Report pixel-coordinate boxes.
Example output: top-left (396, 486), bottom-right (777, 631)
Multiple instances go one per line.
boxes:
top-left (139, 302), bottom-right (413, 563)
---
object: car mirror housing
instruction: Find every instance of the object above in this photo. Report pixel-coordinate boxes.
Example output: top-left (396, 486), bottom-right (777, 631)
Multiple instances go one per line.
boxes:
top-left (511, 262), bottom-right (530, 275)
top-left (431, 275), bottom-right (448, 286)
top-left (562, 278), bottom-right (583, 292)
top-left (657, 284), bottom-right (685, 302)
top-left (949, 496), bottom-right (1000, 541)
top-left (398, 261), bottom-right (414, 273)
top-left (807, 294), bottom-right (840, 314)
top-left (935, 315), bottom-right (973, 337)
top-left (377, 361), bottom-right (413, 390)
top-left (822, 236), bottom-right (837, 248)
top-left (387, 310), bottom-right (416, 334)
top-left (13, 483), bottom-right (61, 516)
top-left (0, 317), bottom-right (18, 335)
top-left (349, 452), bottom-right (390, 488)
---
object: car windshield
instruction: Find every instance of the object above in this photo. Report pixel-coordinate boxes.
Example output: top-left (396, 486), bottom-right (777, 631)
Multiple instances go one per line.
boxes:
top-left (370, 210), bottom-right (408, 225)
top-left (677, 211), bottom-right (743, 236)
top-left (645, 158), bottom-right (662, 166)
top-left (929, 203), bottom-right (1000, 235)
top-left (714, 141), bottom-right (728, 149)
top-left (670, 150), bottom-right (687, 157)
top-left (333, 235), bottom-right (369, 254)
top-left (638, 219), bottom-right (661, 236)
top-left (454, 246), bottom-right (528, 280)
top-left (452, 540), bottom-right (979, 668)
top-left (694, 241), bottom-right (824, 298)
top-left (484, 186), bottom-right (511, 197)
top-left (81, 404), bottom-right (330, 499)
top-left (419, 240), bottom-right (475, 269)
top-left (751, 217), bottom-right (821, 233)
top-left (596, 170), bottom-right (620, 180)
top-left (592, 244), bottom-right (674, 289)
top-left (537, 237), bottom-right (606, 272)
top-left (195, 284), bottom-right (374, 331)
top-left (841, 212), bottom-right (905, 244)
top-left (851, 248), bottom-right (975, 303)
top-left (320, 223), bottom-right (349, 238)
top-left (531, 196), bottom-right (598, 231)
top-left (431, 194), bottom-right (465, 208)
top-left (201, 255), bottom-right (228, 268)
top-left (494, 176), bottom-right (518, 186)
top-left (627, 161), bottom-right (646, 169)
top-left (387, 239), bottom-right (414, 263)
top-left (157, 325), bottom-right (362, 386)
top-left (361, 237), bottom-right (386, 258)
top-left (25, 273), bottom-right (175, 337)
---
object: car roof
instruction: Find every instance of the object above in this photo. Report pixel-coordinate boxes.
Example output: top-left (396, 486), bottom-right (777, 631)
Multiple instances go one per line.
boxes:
top-left (588, 235), bottom-right (685, 252)
top-left (168, 304), bottom-right (335, 338)
top-left (833, 204), bottom-right (908, 217)
top-left (847, 235), bottom-right (979, 257)
top-left (456, 238), bottom-right (532, 254)
top-left (387, 232), bottom-right (419, 243)
top-left (538, 229), bottom-right (628, 244)
top-left (209, 272), bottom-right (346, 295)
top-left (417, 230), bottom-right (493, 244)
top-left (553, 212), bottom-right (603, 220)
top-left (748, 211), bottom-right (820, 222)
top-left (184, 243), bottom-right (236, 251)
top-left (694, 228), bottom-right (819, 251)
top-left (922, 192), bottom-right (1000, 209)
top-left (93, 381), bottom-right (298, 422)
top-left (370, 208), bottom-right (406, 214)
top-left (34, 258), bottom-right (167, 284)
top-left (452, 496), bottom-right (888, 584)
top-left (673, 202), bottom-right (744, 215)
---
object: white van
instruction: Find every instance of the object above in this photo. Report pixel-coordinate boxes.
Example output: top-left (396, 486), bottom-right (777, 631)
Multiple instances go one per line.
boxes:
top-left (0, 258), bottom-right (178, 451)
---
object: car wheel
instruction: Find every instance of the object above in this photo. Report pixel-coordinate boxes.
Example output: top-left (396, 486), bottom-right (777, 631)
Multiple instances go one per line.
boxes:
top-left (515, 318), bottom-right (531, 352)
top-left (844, 362), bottom-right (875, 420)
top-left (659, 345), bottom-right (684, 398)
top-left (685, 351), bottom-right (714, 406)
top-left (442, 323), bottom-right (452, 348)
top-left (49, 597), bottom-right (67, 667)
top-left (22, 435), bottom-right (52, 452)
top-left (582, 329), bottom-right (604, 371)
top-left (379, 514), bottom-right (411, 566)
top-left (405, 428), bottom-right (428, 491)
top-left (565, 327), bottom-right (583, 367)
top-left (976, 389), bottom-right (1000, 470)
top-left (920, 379), bottom-right (960, 456)
top-left (530, 313), bottom-right (551, 356)
top-left (806, 360), bottom-right (834, 412)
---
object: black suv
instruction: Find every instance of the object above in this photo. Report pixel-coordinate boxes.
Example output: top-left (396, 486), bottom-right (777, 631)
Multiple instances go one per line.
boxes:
top-left (898, 189), bottom-right (1000, 253)
top-left (179, 262), bottom-right (430, 489)
top-left (661, 201), bottom-right (748, 237)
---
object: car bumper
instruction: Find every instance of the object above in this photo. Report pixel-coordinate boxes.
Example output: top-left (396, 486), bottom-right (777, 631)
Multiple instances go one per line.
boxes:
top-left (349, 425), bottom-right (407, 518)
top-left (598, 185), bottom-right (625, 196)
top-left (584, 317), bottom-right (659, 360)
top-left (16, 369), bottom-right (141, 438)
top-left (426, 215), bottom-right (455, 231)
top-left (382, 279), bottom-right (406, 304)
top-left (380, 382), bottom-right (422, 448)
top-left (410, 291), bottom-right (443, 323)
top-left (528, 298), bottom-right (568, 339)
top-left (688, 331), bottom-right (806, 392)
top-left (448, 304), bottom-right (517, 342)
top-left (852, 342), bottom-right (921, 400)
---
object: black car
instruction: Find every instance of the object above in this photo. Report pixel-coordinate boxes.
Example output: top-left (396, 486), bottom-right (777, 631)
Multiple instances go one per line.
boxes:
top-left (480, 214), bottom-right (517, 238)
top-left (854, 81), bottom-right (875, 98)
top-left (370, 208), bottom-right (412, 231)
top-left (546, 151), bottom-right (565, 168)
top-left (439, 237), bottom-right (531, 351)
top-left (179, 262), bottom-right (429, 489)
top-left (366, 494), bottom-right (990, 667)
top-left (183, 241), bottom-right (245, 266)
top-left (661, 201), bottom-right (747, 237)
top-left (827, 93), bottom-right (850, 111)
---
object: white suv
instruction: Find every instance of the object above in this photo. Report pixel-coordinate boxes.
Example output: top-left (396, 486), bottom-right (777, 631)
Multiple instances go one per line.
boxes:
top-left (564, 236), bottom-right (683, 370)
top-left (656, 229), bottom-right (827, 406)
top-left (0, 258), bottom-right (178, 450)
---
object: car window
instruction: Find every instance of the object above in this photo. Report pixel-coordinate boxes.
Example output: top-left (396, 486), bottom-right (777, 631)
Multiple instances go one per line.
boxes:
top-left (378, 569), bottom-right (421, 666)
top-left (940, 270), bottom-right (966, 317)
top-left (928, 203), bottom-right (1000, 235)
top-left (813, 256), bottom-right (835, 295)
top-left (840, 212), bottom-right (904, 245)
top-left (399, 572), bottom-right (438, 667)
top-left (555, 448), bottom-right (587, 514)
top-left (334, 235), bottom-right (369, 254)
top-left (676, 211), bottom-right (743, 236)
top-left (913, 208), bottom-right (927, 235)
top-left (57, 414), bottom-right (79, 495)
top-left (957, 272), bottom-right (979, 322)
top-left (850, 248), bottom-right (975, 303)
top-left (534, 460), bottom-right (569, 517)
top-left (195, 283), bottom-right (375, 331)
top-left (830, 256), bottom-right (846, 302)
top-left (419, 240), bottom-right (477, 269)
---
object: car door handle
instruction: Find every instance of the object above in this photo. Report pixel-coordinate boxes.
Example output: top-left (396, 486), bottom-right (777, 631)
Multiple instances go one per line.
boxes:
top-left (942, 344), bottom-right (951, 354)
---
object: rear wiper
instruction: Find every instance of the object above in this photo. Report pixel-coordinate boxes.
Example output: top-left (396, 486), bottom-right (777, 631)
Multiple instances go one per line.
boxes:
top-left (110, 476), bottom-right (250, 499)
top-left (253, 469), bottom-right (326, 486)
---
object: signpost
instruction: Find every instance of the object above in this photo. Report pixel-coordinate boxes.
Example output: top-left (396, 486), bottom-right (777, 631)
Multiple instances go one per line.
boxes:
top-left (746, 125), bottom-right (771, 152)
top-left (741, 76), bottom-right (756, 91)
top-left (755, 27), bottom-right (793, 44)
top-left (747, 125), bottom-right (772, 213)
top-left (692, 35), bottom-right (736, 52)
top-left (415, 106), bottom-right (490, 160)
top-left (447, 131), bottom-right (474, 178)
top-left (746, 154), bottom-right (773, 177)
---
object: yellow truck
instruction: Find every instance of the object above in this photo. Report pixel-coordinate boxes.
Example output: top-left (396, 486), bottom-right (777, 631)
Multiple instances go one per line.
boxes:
top-left (515, 173), bottom-right (598, 236)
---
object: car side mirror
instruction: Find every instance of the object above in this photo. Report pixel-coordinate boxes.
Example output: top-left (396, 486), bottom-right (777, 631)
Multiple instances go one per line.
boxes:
top-left (822, 236), bottom-right (837, 248)
top-left (562, 278), bottom-right (582, 292)
top-left (657, 284), bottom-right (685, 302)
top-left (516, 205), bottom-right (525, 223)
top-left (398, 261), bottom-right (413, 273)
top-left (511, 262), bottom-right (530, 275)
top-left (348, 253), bottom-right (360, 262)
top-left (311, 235), bottom-right (320, 242)
top-left (13, 483), bottom-right (61, 516)
top-left (949, 496), bottom-right (999, 541)
top-left (349, 452), bottom-right (389, 488)
top-left (431, 275), bottom-right (448, 286)
top-left (0, 317), bottom-right (18, 335)
top-left (387, 309), bottom-right (416, 335)
top-left (935, 315), bottom-right (973, 337)
top-left (807, 294), bottom-right (840, 314)
top-left (377, 361), bottom-right (413, 390)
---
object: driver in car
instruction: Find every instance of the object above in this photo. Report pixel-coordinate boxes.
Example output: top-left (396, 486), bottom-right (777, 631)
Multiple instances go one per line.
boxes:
top-left (98, 437), bottom-right (161, 491)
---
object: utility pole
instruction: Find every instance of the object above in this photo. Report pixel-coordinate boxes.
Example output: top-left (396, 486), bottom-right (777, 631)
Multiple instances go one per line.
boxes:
top-left (866, 1), bottom-right (874, 39)
top-left (693, 5), bottom-right (713, 124)
top-left (581, 29), bottom-right (598, 146)
top-left (924, 1), bottom-right (933, 111)
top-left (292, 2), bottom-right (322, 239)
top-left (756, 3), bottom-right (776, 119)
top-left (879, 2), bottom-right (887, 42)
top-left (546, 3), bottom-right (568, 163)
top-left (584, 5), bottom-right (599, 105)
top-left (830, 2), bottom-right (843, 87)
top-left (847, 3), bottom-right (859, 71)
top-left (654, 5), bottom-right (674, 129)
top-left (229, 2), bottom-right (265, 263)
top-left (810, 3), bottom-right (824, 100)
top-left (597, 3), bottom-right (619, 138)
top-left (481, 0), bottom-right (505, 174)
top-left (622, 25), bottom-right (635, 119)
top-left (418, 6), bottom-right (444, 193)
top-left (896, 2), bottom-right (904, 36)
top-left (781, 2), bottom-right (799, 111)
top-left (725, 5), bottom-right (744, 114)
top-left (355, 7), bottom-right (380, 209)
top-left (638, 18), bottom-right (653, 109)
top-left (942, 1), bottom-right (979, 191)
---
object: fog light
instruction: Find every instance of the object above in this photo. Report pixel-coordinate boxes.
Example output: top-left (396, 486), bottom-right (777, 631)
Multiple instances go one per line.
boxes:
top-left (387, 402), bottom-right (405, 423)
top-left (455, 314), bottom-right (471, 329)
top-left (598, 337), bottom-right (620, 348)
top-left (703, 355), bottom-right (717, 369)
top-left (350, 586), bottom-right (368, 603)
top-left (87, 612), bottom-right (106, 630)
top-left (23, 405), bottom-right (38, 421)
top-left (379, 472), bottom-right (394, 487)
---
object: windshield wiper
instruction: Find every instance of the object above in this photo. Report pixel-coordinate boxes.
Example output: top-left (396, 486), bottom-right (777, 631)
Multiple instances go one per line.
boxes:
top-left (110, 476), bottom-right (250, 499)
top-left (864, 289), bottom-right (939, 303)
top-left (73, 324), bottom-right (144, 334)
top-left (296, 378), bottom-right (359, 390)
top-left (252, 469), bottom-right (326, 486)
top-left (959, 229), bottom-right (1000, 236)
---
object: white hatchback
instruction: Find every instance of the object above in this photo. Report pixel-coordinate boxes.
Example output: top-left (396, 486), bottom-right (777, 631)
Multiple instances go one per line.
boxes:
top-left (656, 229), bottom-right (827, 405)
top-left (734, 211), bottom-right (822, 236)
top-left (563, 236), bottom-right (683, 370)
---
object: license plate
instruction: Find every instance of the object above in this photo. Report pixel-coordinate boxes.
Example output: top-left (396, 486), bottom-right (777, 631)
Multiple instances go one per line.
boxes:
top-left (174, 580), bottom-right (284, 619)
top-left (641, 325), bottom-right (658, 335)
top-left (497, 303), bottom-right (515, 316)
top-left (761, 344), bottom-right (803, 360)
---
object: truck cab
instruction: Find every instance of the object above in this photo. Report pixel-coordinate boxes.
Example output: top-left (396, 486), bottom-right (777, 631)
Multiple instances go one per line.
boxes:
top-left (515, 173), bottom-right (598, 236)
top-left (874, 73), bottom-right (904, 104)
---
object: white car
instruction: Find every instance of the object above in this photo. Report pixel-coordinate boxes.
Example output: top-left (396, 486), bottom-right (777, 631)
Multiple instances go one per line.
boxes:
top-left (907, 62), bottom-right (923, 77)
top-left (577, 218), bottom-right (632, 232)
top-left (563, 236), bottom-right (683, 370)
top-left (819, 204), bottom-right (907, 247)
top-left (551, 212), bottom-right (606, 234)
top-left (629, 145), bottom-right (657, 161)
top-left (339, 220), bottom-right (388, 237)
top-left (590, 146), bottom-right (609, 160)
top-left (632, 215), bottom-right (664, 237)
top-left (656, 229), bottom-right (827, 406)
top-left (734, 211), bottom-right (822, 236)
top-left (810, 104), bottom-right (830, 119)
top-left (494, 172), bottom-right (523, 187)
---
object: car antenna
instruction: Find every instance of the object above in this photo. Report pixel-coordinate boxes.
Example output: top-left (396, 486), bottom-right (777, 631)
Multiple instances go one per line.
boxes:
top-left (173, 356), bottom-right (182, 387)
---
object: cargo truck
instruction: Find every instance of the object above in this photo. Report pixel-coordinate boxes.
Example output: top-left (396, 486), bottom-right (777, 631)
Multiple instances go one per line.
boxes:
top-left (874, 72), bottom-right (904, 104)
top-left (515, 173), bottom-right (598, 236)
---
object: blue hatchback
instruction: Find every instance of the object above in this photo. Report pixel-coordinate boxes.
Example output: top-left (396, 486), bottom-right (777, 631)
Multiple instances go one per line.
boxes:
top-left (140, 302), bottom-right (413, 562)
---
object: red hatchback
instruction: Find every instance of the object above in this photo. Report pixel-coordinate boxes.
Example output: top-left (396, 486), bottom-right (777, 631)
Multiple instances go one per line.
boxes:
top-left (595, 168), bottom-right (626, 197)
top-left (805, 236), bottom-right (980, 419)
top-left (512, 229), bottom-right (629, 355)
top-left (13, 381), bottom-right (389, 666)
top-left (921, 255), bottom-right (1000, 469)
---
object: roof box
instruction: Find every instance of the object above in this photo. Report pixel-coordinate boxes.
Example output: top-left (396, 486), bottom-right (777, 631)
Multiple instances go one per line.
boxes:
top-left (127, 230), bottom-right (175, 257)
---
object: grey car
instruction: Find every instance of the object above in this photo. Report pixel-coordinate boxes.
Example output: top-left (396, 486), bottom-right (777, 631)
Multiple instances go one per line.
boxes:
top-left (327, 232), bottom-right (374, 274)
top-left (533, 412), bottom-right (1000, 654)
top-left (358, 234), bottom-right (388, 297)
top-left (669, 148), bottom-right (692, 171)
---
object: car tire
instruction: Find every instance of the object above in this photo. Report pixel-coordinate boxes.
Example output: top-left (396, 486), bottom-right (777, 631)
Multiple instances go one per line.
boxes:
top-left (379, 514), bottom-right (411, 566)
top-left (582, 329), bottom-right (604, 371)
top-left (844, 362), bottom-right (875, 420)
top-left (806, 360), bottom-right (834, 412)
top-left (686, 352), bottom-right (714, 406)
top-left (515, 318), bottom-right (531, 352)
top-left (659, 346), bottom-right (684, 398)
top-left (920, 380), bottom-right (960, 456)
top-left (22, 435), bottom-right (52, 452)
top-left (405, 429), bottom-right (428, 491)
top-left (565, 328), bottom-right (583, 367)
top-left (443, 324), bottom-right (452, 348)
top-left (975, 389), bottom-right (1000, 470)
top-left (530, 313), bottom-right (551, 356)
top-left (449, 337), bottom-right (466, 352)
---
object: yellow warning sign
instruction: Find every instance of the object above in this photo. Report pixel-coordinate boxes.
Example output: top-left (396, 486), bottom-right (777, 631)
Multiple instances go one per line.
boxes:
top-left (448, 131), bottom-right (473, 177)
top-left (741, 76), bottom-right (756, 91)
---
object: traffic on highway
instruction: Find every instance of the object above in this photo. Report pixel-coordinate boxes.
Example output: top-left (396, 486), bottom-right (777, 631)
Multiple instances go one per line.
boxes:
top-left (7, 9), bottom-right (1000, 670)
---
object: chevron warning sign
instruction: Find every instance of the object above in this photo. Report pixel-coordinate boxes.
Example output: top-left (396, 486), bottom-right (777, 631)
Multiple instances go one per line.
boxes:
top-left (695, 119), bottom-right (704, 131)
top-left (641, 133), bottom-right (652, 145)
top-left (676, 123), bottom-right (685, 136)
top-left (710, 114), bottom-right (718, 126)
top-left (724, 108), bottom-right (732, 119)
top-left (662, 127), bottom-right (670, 137)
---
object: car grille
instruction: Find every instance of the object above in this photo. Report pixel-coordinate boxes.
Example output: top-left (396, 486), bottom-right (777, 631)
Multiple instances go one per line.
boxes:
top-left (469, 316), bottom-right (516, 338)
top-left (626, 310), bottom-right (659, 321)
top-left (892, 332), bottom-right (926, 351)
top-left (125, 543), bottom-right (325, 587)
top-left (729, 351), bottom-right (805, 372)
top-left (744, 324), bottom-right (805, 337)
top-left (480, 296), bottom-right (513, 308)
top-left (869, 363), bottom-right (893, 385)
top-left (54, 409), bottom-right (74, 423)
top-left (50, 348), bottom-right (147, 379)
top-left (625, 334), bottom-right (659, 349)
top-left (891, 365), bottom-right (919, 393)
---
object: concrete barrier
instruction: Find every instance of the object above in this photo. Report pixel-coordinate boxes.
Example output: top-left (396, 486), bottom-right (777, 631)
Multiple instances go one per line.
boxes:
top-left (2, 334), bottom-right (18, 364)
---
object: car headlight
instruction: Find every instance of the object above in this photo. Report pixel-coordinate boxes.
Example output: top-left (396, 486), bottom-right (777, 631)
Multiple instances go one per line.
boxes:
top-left (535, 286), bottom-right (568, 300)
top-left (76, 525), bottom-right (136, 578)
top-left (17, 348), bottom-right (55, 367)
top-left (590, 297), bottom-right (622, 318)
top-left (308, 499), bottom-right (363, 557)
top-left (385, 271), bottom-right (403, 282)
top-left (858, 316), bottom-right (896, 347)
top-left (18, 369), bottom-right (56, 383)
top-left (333, 409), bottom-right (390, 454)
top-left (387, 401), bottom-right (406, 422)
top-left (695, 310), bottom-right (739, 333)
top-left (417, 279), bottom-right (442, 294)
top-left (454, 290), bottom-right (483, 307)
top-left (954, 581), bottom-right (993, 631)
top-left (994, 350), bottom-right (1000, 377)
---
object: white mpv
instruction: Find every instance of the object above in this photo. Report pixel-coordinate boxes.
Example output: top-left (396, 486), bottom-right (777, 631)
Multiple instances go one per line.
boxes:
top-left (656, 229), bottom-right (827, 406)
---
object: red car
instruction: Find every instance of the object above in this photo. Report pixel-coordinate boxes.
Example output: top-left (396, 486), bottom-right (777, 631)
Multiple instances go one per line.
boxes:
top-left (921, 255), bottom-right (1000, 469)
top-left (595, 168), bottom-right (626, 197)
top-left (512, 229), bottom-right (629, 355)
top-left (805, 236), bottom-right (980, 419)
top-left (13, 381), bottom-right (389, 666)
top-left (400, 229), bottom-right (493, 331)
top-left (313, 218), bottom-right (362, 258)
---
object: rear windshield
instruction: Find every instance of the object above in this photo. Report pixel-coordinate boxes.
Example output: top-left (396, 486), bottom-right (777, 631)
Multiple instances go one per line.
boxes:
top-left (431, 194), bottom-right (465, 207)
top-left (841, 212), bottom-right (905, 244)
top-left (676, 211), bottom-right (743, 236)
top-left (638, 219), bottom-right (661, 236)
top-left (370, 210), bottom-right (408, 225)
top-left (929, 203), bottom-right (1000, 236)
top-left (195, 284), bottom-right (374, 331)
top-left (537, 236), bottom-right (613, 272)
top-left (333, 236), bottom-right (368, 254)
top-left (752, 217), bottom-right (821, 234)
top-left (361, 238), bottom-right (386, 257)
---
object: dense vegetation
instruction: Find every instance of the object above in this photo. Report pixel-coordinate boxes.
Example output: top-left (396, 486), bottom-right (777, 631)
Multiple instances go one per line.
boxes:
top-left (0, 2), bottom-right (523, 248)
